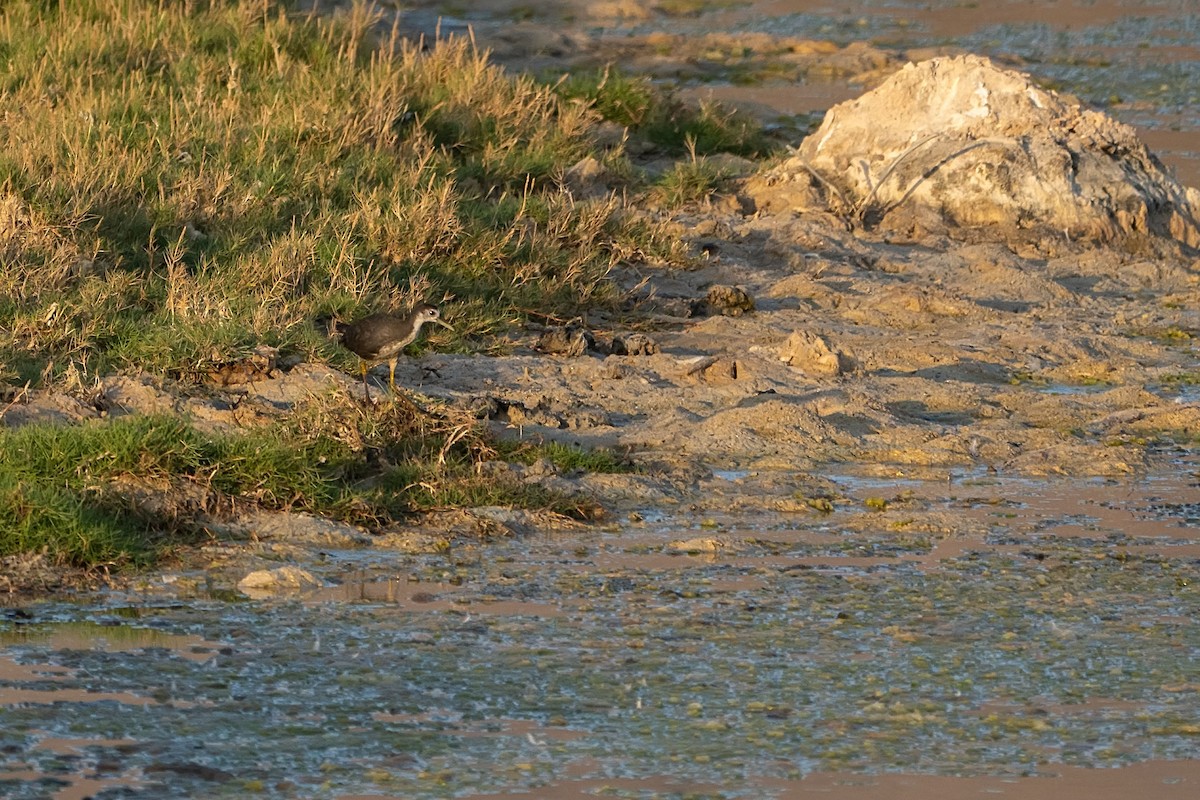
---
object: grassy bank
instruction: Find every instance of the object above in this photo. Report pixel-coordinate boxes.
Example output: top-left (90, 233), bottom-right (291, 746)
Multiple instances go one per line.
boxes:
top-left (0, 402), bottom-right (622, 568)
top-left (0, 0), bottom-right (762, 572)
top-left (0, 0), bottom-right (763, 386)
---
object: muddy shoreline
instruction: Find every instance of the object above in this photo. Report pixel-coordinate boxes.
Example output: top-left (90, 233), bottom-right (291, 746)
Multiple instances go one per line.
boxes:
top-left (4, 3), bottom-right (1200, 597)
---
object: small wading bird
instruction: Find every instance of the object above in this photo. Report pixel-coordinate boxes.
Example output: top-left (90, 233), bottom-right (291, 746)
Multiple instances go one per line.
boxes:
top-left (339, 303), bottom-right (453, 400)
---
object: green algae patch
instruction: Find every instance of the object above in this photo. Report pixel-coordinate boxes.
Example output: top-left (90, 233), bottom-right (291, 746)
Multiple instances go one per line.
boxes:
top-left (5, 477), bottom-right (1197, 799)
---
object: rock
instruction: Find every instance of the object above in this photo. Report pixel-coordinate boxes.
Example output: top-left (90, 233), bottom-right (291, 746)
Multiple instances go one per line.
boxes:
top-left (611, 332), bottom-right (659, 356)
top-left (693, 285), bottom-right (755, 317)
top-left (238, 511), bottom-right (372, 547)
top-left (237, 566), bottom-right (324, 596)
top-left (759, 54), bottom-right (1200, 246)
top-left (779, 330), bottom-right (853, 377)
top-left (537, 324), bottom-right (596, 357)
top-left (522, 457), bottom-right (559, 480)
top-left (589, 121), bottom-right (628, 150)
top-left (667, 536), bottom-right (730, 554)
top-left (698, 358), bottom-right (742, 386)
top-left (564, 155), bottom-right (609, 199)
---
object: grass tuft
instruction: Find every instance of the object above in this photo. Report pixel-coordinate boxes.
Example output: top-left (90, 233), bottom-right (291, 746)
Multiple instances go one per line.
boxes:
top-left (650, 139), bottom-right (739, 207)
top-left (496, 439), bottom-right (634, 474)
top-left (550, 67), bottom-right (771, 157)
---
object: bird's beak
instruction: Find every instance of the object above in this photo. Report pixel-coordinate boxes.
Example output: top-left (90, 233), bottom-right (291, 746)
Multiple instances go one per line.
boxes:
top-left (434, 319), bottom-right (454, 331)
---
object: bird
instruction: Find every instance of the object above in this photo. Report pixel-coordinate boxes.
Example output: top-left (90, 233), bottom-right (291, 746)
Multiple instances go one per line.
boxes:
top-left (339, 303), bottom-right (453, 400)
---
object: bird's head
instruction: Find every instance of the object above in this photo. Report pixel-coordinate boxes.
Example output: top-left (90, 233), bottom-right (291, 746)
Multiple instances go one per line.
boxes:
top-left (414, 303), bottom-right (454, 332)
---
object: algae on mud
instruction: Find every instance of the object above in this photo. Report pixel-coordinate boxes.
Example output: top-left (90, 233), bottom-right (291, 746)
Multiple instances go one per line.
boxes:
top-left (1, 470), bottom-right (1198, 798)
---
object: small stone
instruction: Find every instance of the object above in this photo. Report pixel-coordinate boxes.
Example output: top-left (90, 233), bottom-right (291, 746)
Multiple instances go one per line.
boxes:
top-left (667, 536), bottom-right (729, 554)
top-left (589, 121), bottom-right (628, 149)
top-left (537, 324), bottom-right (595, 357)
top-left (601, 358), bottom-right (633, 379)
top-left (693, 285), bottom-right (755, 317)
top-left (237, 566), bottom-right (324, 596)
top-left (611, 332), bottom-right (659, 356)
top-left (698, 358), bottom-right (740, 386)
top-left (564, 156), bottom-right (608, 198)
top-left (779, 329), bottom-right (853, 377)
top-left (522, 458), bottom-right (558, 480)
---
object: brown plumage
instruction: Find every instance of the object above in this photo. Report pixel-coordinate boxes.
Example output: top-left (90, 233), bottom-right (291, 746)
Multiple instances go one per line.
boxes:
top-left (339, 303), bottom-right (452, 399)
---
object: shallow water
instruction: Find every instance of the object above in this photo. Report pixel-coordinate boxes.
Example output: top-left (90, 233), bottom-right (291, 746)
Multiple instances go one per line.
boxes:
top-left (2, 462), bottom-right (1198, 798)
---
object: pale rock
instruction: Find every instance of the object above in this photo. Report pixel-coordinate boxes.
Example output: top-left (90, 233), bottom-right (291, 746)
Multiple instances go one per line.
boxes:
top-left (752, 54), bottom-right (1200, 246)
top-left (780, 330), bottom-right (851, 377)
top-left (237, 566), bottom-right (324, 596)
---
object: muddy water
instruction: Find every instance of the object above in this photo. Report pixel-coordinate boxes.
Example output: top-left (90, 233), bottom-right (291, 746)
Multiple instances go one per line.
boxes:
top-left (2, 462), bottom-right (1198, 798)
top-left (661, 0), bottom-right (1200, 188)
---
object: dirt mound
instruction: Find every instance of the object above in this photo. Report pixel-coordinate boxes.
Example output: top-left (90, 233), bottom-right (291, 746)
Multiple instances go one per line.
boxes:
top-left (750, 54), bottom-right (1200, 248)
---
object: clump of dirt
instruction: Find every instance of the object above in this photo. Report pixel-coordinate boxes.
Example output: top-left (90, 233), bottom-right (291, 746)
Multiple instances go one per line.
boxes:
top-left (694, 284), bottom-right (756, 316)
top-left (537, 323), bottom-right (597, 356)
top-left (749, 54), bottom-right (1200, 247)
top-left (779, 329), bottom-right (854, 377)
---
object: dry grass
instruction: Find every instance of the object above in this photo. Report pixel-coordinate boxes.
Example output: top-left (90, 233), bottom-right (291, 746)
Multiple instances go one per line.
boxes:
top-left (0, 0), bottom-right (692, 386)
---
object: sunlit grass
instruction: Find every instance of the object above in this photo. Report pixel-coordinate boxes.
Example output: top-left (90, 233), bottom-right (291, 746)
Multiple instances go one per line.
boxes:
top-left (496, 439), bottom-right (634, 473)
top-left (550, 67), bottom-right (772, 157)
top-left (0, 0), bottom-right (702, 387)
top-left (0, 402), bottom-right (604, 568)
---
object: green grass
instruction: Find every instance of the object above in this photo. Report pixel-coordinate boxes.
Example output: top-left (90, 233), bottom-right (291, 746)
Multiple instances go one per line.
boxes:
top-left (650, 146), bottom-right (738, 207)
top-left (0, 0), bottom-right (770, 574)
top-left (0, 405), bottom-right (604, 568)
top-left (496, 439), bottom-right (633, 473)
top-left (550, 67), bottom-right (771, 157)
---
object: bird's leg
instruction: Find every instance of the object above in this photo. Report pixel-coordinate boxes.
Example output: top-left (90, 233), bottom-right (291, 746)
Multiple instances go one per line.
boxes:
top-left (388, 358), bottom-right (398, 393)
top-left (359, 361), bottom-right (372, 402)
